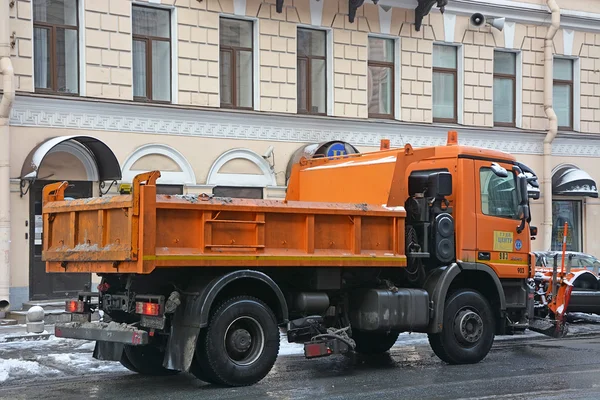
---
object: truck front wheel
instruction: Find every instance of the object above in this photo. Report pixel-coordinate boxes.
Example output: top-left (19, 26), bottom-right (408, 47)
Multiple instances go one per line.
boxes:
top-left (194, 296), bottom-right (280, 387)
top-left (427, 289), bottom-right (495, 364)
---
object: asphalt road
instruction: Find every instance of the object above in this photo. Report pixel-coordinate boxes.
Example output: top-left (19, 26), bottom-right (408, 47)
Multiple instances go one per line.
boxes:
top-left (2, 334), bottom-right (600, 400)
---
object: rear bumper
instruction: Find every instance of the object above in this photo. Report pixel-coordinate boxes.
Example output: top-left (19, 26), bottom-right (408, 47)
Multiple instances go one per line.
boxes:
top-left (54, 321), bottom-right (148, 345)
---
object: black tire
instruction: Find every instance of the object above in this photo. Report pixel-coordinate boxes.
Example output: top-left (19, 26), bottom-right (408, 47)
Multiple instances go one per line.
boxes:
top-left (123, 344), bottom-right (180, 376)
top-left (428, 289), bottom-right (495, 365)
top-left (196, 296), bottom-right (280, 387)
top-left (119, 349), bottom-right (140, 373)
top-left (189, 328), bottom-right (220, 384)
top-left (352, 330), bottom-right (400, 354)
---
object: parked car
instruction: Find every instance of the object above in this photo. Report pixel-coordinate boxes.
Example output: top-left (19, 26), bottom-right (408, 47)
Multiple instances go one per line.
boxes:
top-left (534, 250), bottom-right (600, 276)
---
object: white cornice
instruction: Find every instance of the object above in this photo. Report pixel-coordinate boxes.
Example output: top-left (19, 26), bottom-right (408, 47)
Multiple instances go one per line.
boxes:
top-left (377, 0), bottom-right (600, 33)
top-left (8, 95), bottom-right (600, 158)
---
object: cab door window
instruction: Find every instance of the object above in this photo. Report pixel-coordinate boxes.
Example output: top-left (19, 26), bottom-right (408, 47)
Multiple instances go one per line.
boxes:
top-left (479, 167), bottom-right (519, 219)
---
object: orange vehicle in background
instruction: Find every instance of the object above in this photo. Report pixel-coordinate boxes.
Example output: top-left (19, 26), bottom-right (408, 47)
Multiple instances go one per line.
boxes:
top-left (43, 131), bottom-right (573, 387)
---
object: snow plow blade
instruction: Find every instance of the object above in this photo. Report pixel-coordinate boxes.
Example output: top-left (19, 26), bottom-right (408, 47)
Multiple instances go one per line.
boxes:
top-left (528, 317), bottom-right (568, 338)
top-left (54, 321), bottom-right (149, 345)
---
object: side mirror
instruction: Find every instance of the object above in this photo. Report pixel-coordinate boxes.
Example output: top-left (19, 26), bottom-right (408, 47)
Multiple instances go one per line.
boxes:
top-left (516, 204), bottom-right (529, 234)
top-left (491, 162), bottom-right (508, 177)
top-left (518, 174), bottom-right (529, 205)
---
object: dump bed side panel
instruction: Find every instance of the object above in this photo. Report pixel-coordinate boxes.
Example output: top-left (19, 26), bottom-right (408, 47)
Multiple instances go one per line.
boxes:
top-left (43, 172), bottom-right (408, 274)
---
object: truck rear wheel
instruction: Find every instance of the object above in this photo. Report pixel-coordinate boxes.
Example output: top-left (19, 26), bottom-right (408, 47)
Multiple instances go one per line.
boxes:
top-left (122, 345), bottom-right (180, 376)
top-left (195, 296), bottom-right (280, 387)
top-left (427, 289), bottom-right (495, 365)
top-left (352, 330), bottom-right (400, 354)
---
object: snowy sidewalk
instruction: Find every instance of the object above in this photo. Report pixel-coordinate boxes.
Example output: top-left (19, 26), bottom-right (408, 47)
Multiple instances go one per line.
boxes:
top-left (1, 316), bottom-right (600, 386)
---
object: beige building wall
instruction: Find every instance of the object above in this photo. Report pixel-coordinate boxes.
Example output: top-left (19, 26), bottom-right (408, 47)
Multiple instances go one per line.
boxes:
top-left (7, 0), bottom-right (600, 128)
top-left (85, 0), bottom-right (133, 100)
top-left (7, 0), bottom-right (33, 92)
top-left (5, 0), bottom-right (600, 307)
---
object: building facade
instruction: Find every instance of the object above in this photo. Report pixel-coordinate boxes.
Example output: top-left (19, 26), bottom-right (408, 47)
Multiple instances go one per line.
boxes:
top-left (2, 0), bottom-right (600, 309)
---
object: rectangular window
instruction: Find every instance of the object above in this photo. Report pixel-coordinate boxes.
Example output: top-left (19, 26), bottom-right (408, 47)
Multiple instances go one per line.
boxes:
top-left (432, 44), bottom-right (457, 123)
top-left (297, 28), bottom-right (327, 115)
top-left (367, 37), bottom-right (394, 119)
top-left (493, 51), bottom-right (516, 126)
top-left (220, 18), bottom-right (254, 109)
top-left (479, 167), bottom-right (519, 220)
top-left (33, 0), bottom-right (79, 94)
top-left (213, 186), bottom-right (263, 199)
top-left (156, 184), bottom-right (184, 195)
top-left (551, 200), bottom-right (582, 251)
top-left (132, 5), bottom-right (172, 103)
top-left (553, 58), bottom-right (573, 130)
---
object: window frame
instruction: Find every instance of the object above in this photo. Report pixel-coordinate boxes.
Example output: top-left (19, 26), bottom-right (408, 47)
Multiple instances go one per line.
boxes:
top-left (553, 58), bottom-right (574, 131)
top-left (493, 51), bottom-right (517, 127)
top-left (32, 0), bottom-right (80, 95)
top-left (367, 36), bottom-right (395, 119)
top-left (132, 4), bottom-right (172, 104)
top-left (479, 167), bottom-right (520, 220)
top-left (219, 17), bottom-right (254, 110)
top-left (297, 27), bottom-right (327, 116)
top-left (432, 44), bottom-right (458, 124)
top-left (551, 198), bottom-right (583, 252)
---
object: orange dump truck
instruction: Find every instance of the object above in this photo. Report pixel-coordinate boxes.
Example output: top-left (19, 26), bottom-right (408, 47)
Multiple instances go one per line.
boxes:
top-left (44, 131), bottom-right (569, 387)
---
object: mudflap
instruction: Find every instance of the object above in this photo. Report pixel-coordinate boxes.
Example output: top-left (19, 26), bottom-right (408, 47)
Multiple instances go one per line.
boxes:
top-left (93, 341), bottom-right (125, 361)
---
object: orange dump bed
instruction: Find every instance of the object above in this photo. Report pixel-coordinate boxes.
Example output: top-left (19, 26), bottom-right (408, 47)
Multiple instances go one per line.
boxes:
top-left (42, 171), bottom-right (407, 274)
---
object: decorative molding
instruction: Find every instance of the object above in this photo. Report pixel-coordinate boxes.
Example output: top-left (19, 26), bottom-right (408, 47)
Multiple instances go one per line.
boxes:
top-left (310, 0), bottom-right (323, 27)
top-left (233, 0), bottom-right (246, 16)
top-left (377, 0), bottom-right (600, 33)
top-left (9, 95), bottom-right (600, 158)
top-left (443, 12), bottom-right (456, 43)
top-left (378, 6), bottom-right (392, 35)
top-left (503, 21), bottom-right (515, 50)
top-left (563, 29), bottom-right (574, 56)
top-left (121, 143), bottom-right (197, 184)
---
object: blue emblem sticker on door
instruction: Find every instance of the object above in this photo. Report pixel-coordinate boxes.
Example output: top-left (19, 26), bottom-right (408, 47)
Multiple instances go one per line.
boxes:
top-left (515, 239), bottom-right (522, 251)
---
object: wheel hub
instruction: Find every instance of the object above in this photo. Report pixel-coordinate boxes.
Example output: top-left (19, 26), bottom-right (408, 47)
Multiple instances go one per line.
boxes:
top-left (224, 316), bottom-right (265, 366)
top-left (453, 309), bottom-right (483, 345)
top-left (228, 328), bottom-right (252, 353)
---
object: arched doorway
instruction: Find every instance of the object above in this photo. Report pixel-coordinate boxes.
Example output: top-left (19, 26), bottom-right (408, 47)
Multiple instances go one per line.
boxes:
top-left (550, 163), bottom-right (598, 252)
top-left (20, 136), bottom-right (121, 301)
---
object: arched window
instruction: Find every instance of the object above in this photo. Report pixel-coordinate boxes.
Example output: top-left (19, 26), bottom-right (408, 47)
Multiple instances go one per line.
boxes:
top-left (122, 144), bottom-right (196, 194)
top-left (207, 149), bottom-right (276, 199)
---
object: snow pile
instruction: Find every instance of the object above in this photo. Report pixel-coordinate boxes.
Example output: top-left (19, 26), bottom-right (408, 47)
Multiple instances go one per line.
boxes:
top-left (0, 358), bottom-right (61, 383)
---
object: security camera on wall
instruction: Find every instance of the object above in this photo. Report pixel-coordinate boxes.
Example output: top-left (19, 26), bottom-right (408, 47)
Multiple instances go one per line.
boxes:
top-left (263, 146), bottom-right (274, 159)
top-left (470, 12), bottom-right (505, 32)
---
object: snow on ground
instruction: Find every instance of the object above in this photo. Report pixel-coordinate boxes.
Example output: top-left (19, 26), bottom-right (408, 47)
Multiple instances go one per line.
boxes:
top-left (0, 335), bottom-right (127, 384)
top-left (0, 358), bottom-right (62, 383)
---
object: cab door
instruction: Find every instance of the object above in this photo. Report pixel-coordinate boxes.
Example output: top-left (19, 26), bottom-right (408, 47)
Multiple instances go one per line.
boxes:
top-left (474, 160), bottom-right (530, 279)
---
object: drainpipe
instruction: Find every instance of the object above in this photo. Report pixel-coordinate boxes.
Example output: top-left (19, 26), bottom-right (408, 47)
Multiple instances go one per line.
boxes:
top-left (0, 0), bottom-right (15, 313)
top-left (542, 0), bottom-right (560, 251)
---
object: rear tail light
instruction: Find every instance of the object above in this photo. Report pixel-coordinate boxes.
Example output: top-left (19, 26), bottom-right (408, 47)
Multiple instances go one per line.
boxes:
top-left (66, 300), bottom-right (85, 313)
top-left (135, 301), bottom-right (161, 316)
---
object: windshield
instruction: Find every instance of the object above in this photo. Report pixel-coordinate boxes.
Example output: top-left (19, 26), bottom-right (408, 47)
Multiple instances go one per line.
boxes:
top-left (480, 167), bottom-right (519, 219)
